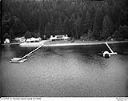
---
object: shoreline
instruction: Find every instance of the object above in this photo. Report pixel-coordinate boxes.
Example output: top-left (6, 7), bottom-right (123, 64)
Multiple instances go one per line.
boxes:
top-left (43, 40), bottom-right (128, 47)
top-left (1, 40), bottom-right (128, 47)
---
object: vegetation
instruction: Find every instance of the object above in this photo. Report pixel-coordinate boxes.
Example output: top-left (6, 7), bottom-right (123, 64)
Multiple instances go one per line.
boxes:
top-left (1, 0), bottom-right (128, 43)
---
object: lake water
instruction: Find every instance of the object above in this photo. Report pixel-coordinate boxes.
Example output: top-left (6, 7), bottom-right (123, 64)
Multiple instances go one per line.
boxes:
top-left (0, 42), bottom-right (128, 97)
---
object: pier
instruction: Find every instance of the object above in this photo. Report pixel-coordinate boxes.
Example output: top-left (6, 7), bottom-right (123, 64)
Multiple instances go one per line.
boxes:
top-left (10, 40), bottom-right (49, 63)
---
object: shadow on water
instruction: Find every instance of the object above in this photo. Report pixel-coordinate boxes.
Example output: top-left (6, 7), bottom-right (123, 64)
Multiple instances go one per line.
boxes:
top-left (10, 45), bottom-right (35, 58)
top-left (110, 42), bottom-right (128, 55)
top-left (40, 45), bottom-right (108, 69)
top-left (44, 47), bottom-right (65, 57)
top-left (40, 43), bottom-right (128, 70)
top-left (73, 46), bottom-right (108, 68)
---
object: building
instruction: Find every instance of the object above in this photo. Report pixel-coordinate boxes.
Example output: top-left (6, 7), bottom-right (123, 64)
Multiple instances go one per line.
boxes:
top-left (26, 37), bottom-right (41, 42)
top-left (49, 35), bottom-right (70, 41)
top-left (4, 38), bottom-right (10, 44)
top-left (15, 37), bottom-right (26, 43)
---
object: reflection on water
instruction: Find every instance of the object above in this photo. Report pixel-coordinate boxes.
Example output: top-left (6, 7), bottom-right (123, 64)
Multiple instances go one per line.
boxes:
top-left (0, 42), bottom-right (128, 97)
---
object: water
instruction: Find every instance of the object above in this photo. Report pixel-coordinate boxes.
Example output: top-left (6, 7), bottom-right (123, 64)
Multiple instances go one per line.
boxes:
top-left (0, 42), bottom-right (128, 97)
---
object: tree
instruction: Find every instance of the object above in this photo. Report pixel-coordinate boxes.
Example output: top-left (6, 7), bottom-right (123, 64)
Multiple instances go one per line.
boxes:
top-left (32, 32), bottom-right (41, 38)
top-left (84, 6), bottom-right (95, 32)
top-left (2, 0), bottom-right (128, 41)
top-left (119, 25), bottom-right (128, 39)
top-left (10, 16), bottom-right (27, 37)
top-left (73, 14), bottom-right (82, 39)
top-left (24, 31), bottom-right (32, 39)
top-left (3, 33), bottom-right (11, 41)
top-left (93, 7), bottom-right (104, 40)
top-left (102, 15), bottom-right (114, 40)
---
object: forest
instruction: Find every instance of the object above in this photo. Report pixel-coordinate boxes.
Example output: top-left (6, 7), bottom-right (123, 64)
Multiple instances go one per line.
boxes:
top-left (1, 0), bottom-right (128, 43)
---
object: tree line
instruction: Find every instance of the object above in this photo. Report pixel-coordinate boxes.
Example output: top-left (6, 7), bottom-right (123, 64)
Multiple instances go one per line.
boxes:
top-left (1, 0), bottom-right (128, 43)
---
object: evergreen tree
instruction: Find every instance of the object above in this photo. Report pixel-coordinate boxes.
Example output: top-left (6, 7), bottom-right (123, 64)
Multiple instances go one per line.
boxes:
top-left (102, 15), bottom-right (114, 39)
top-left (93, 7), bottom-right (104, 40)
top-left (2, 0), bottom-right (128, 40)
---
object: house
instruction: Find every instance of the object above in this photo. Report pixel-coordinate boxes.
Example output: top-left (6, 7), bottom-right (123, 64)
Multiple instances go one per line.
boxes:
top-left (49, 35), bottom-right (70, 41)
top-left (4, 38), bottom-right (10, 44)
top-left (15, 37), bottom-right (26, 42)
top-left (26, 37), bottom-right (41, 42)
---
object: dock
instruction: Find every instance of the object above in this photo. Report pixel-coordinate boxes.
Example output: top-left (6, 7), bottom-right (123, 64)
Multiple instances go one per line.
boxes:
top-left (10, 40), bottom-right (49, 63)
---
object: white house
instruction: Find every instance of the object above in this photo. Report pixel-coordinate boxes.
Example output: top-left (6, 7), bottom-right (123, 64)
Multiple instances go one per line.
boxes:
top-left (26, 37), bottom-right (41, 42)
top-left (4, 38), bottom-right (10, 44)
top-left (15, 37), bottom-right (26, 42)
top-left (49, 35), bottom-right (70, 41)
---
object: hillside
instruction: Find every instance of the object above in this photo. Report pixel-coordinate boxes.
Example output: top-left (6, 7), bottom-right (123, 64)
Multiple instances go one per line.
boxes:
top-left (1, 0), bottom-right (128, 43)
